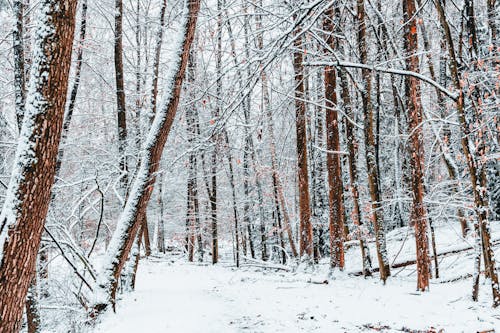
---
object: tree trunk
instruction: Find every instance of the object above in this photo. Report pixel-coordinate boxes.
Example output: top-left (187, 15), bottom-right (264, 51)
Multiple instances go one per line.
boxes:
top-left (114, 0), bottom-right (129, 197)
top-left (337, 53), bottom-right (372, 275)
top-left (224, 130), bottom-right (240, 267)
top-left (417, 0), bottom-right (469, 237)
top-left (92, 0), bottom-right (200, 313)
top-left (323, 4), bottom-right (345, 270)
top-left (254, 0), bottom-right (268, 262)
top-left (0, 1), bottom-right (77, 331)
top-left (292, 18), bottom-right (313, 260)
top-left (186, 48), bottom-right (199, 262)
top-left (403, 0), bottom-right (430, 291)
top-left (26, 275), bottom-right (40, 333)
top-left (356, 0), bottom-right (390, 282)
top-left (13, 0), bottom-right (26, 132)
top-left (157, 174), bottom-right (166, 253)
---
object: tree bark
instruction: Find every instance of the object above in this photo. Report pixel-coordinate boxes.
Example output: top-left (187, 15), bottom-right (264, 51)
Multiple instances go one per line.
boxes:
top-left (337, 42), bottom-right (372, 275)
top-left (13, 0), bottom-right (26, 132)
top-left (323, 4), bottom-right (345, 270)
top-left (92, 0), bottom-right (200, 313)
top-left (0, 1), bottom-right (77, 331)
top-left (157, 174), bottom-right (166, 253)
top-left (293, 22), bottom-right (313, 259)
top-left (403, 0), bottom-right (430, 291)
top-left (356, 0), bottom-right (390, 282)
top-left (26, 275), bottom-right (41, 333)
top-left (186, 48), bottom-right (198, 262)
top-left (115, 0), bottom-right (129, 197)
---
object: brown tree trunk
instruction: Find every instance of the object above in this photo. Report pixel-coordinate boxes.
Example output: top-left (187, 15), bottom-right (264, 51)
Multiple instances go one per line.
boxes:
top-left (138, 0), bottom-right (167, 257)
top-left (416, 0), bottom-right (469, 238)
top-left (13, 0), bottom-right (48, 319)
top-left (0, 1), bottom-right (77, 331)
top-left (293, 23), bottom-right (313, 260)
top-left (323, 4), bottom-right (345, 270)
top-left (93, 0), bottom-right (200, 314)
top-left (356, 0), bottom-right (390, 282)
top-left (403, 0), bottom-right (430, 291)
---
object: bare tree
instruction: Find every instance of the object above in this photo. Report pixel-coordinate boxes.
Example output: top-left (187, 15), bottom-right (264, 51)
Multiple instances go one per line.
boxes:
top-left (293, 18), bottom-right (313, 260)
top-left (323, 3), bottom-right (345, 270)
top-left (92, 0), bottom-right (201, 313)
top-left (403, 0), bottom-right (430, 291)
top-left (356, 0), bottom-right (390, 282)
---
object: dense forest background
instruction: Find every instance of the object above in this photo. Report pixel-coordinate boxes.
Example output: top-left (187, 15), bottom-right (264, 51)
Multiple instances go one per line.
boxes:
top-left (0, 0), bottom-right (499, 331)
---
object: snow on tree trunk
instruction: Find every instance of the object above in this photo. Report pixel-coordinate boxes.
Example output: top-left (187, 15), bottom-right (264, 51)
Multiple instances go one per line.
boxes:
top-left (323, 4), bottom-right (345, 270)
top-left (293, 21), bottom-right (314, 260)
top-left (115, 0), bottom-right (128, 198)
top-left (92, 0), bottom-right (201, 314)
top-left (403, 0), bottom-right (430, 291)
top-left (0, 0), bottom-right (77, 331)
top-left (435, 0), bottom-right (500, 307)
top-left (13, 0), bottom-right (26, 132)
top-left (356, 0), bottom-right (390, 282)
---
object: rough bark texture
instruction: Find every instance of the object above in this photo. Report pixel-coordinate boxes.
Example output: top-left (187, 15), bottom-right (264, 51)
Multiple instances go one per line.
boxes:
top-left (186, 49), bottom-right (198, 262)
top-left (293, 26), bottom-right (313, 259)
top-left (157, 174), bottom-right (166, 253)
top-left (323, 4), bottom-right (345, 269)
top-left (93, 0), bottom-right (200, 313)
top-left (403, 0), bottom-right (430, 291)
top-left (115, 0), bottom-right (128, 195)
top-left (356, 0), bottom-right (390, 282)
top-left (149, 0), bottom-right (168, 119)
top-left (13, 0), bottom-right (26, 132)
top-left (0, 1), bottom-right (77, 331)
top-left (26, 275), bottom-right (41, 333)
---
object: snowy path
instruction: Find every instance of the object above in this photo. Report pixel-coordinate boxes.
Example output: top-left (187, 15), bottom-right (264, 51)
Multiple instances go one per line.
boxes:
top-left (93, 253), bottom-right (500, 332)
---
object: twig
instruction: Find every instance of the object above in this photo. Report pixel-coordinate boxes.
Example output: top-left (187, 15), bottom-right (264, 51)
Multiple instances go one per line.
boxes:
top-left (43, 226), bottom-right (94, 292)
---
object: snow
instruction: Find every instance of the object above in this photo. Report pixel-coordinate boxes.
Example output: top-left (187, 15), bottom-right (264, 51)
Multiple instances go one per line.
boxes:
top-left (92, 249), bottom-right (500, 332)
top-left (0, 0), bottom-right (55, 264)
top-left (94, 0), bottom-right (190, 303)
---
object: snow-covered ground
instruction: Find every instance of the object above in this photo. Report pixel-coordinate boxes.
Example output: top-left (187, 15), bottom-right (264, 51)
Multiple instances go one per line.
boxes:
top-left (92, 228), bottom-right (500, 333)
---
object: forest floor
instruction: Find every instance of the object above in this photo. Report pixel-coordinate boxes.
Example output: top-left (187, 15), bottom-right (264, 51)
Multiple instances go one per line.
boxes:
top-left (92, 224), bottom-right (500, 333)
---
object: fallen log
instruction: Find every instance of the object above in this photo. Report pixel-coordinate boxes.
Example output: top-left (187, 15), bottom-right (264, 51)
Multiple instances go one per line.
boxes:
top-left (241, 256), bottom-right (292, 271)
top-left (348, 238), bottom-right (500, 276)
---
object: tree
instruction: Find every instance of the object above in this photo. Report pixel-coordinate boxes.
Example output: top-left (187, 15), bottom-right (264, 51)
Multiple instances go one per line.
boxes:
top-left (323, 3), bottom-right (345, 270)
top-left (0, 0), bottom-right (78, 331)
top-left (12, 0), bottom-right (26, 132)
top-left (403, 0), bottom-right (430, 291)
top-left (434, 0), bottom-right (500, 306)
top-left (356, 0), bottom-right (390, 282)
top-left (293, 15), bottom-right (313, 260)
top-left (114, 0), bottom-right (129, 198)
top-left (92, 0), bottom-right (201, 313)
